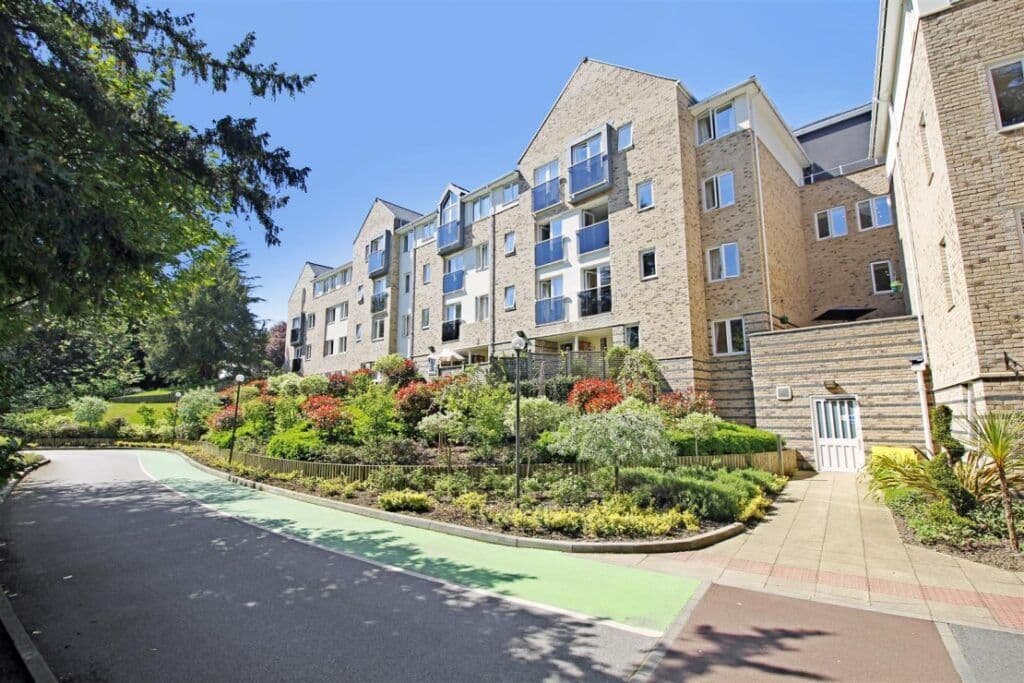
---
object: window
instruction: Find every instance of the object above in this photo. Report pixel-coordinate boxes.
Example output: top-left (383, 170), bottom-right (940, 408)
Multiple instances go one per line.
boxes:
top-left (504, 231), bottom-right (517, 255)
top-left (422, 263), bottom-right (431, 284)
top-left (475, 295), bottom-right (489, 322)
top-left (640, 249), bottom-right (657, 279)
top-left (625, 325), bottom-right (640, 349)
top-left (339, 336), bottom-right (347, 354)
top-left (444, 253), bottom-right (463, 275)
top-left (533, 160), bottom-right (558, 186)
top-left (340, 269), bottom-right (351, 285)
top-left (356, 285), bottom-right (364, 303)
top-left (372, 317), bottom-right (385, 341)
top-left (313, 280), bottom-right (325, 297)
top-left (703, 172), bottom-right (735, 211)
top-left (441, 192), bottom-right (459, 225)
top-left (444, 303), bottom-right (461, 323)
top-left (421, 222), bottom-right (435, 241)
top-left (372, 276), bottom-right (387, 295)
top-left (501, 182), bottom-right (519, 206)
top-left (476, 243), bottom-right (489, 271)
top-left (401, 314), bottom-right (411, 337)
top-left (303, 344), bottom-right (312, 360)
top-left (988, 56), bottom-right (1024, 130)
top-left (326, 307), bottom-right (337, 324)
top-left (504, 285), bottom-right (516, 310)
top-left (402, 234), bottom-right (411, 253)
top-left (471, 194), bottom-right (492, 222)
top-left (815, 206), bottom-right (848, 239)
top-left (404, 273), bottom-right (411, 293)
top-left (857, 196), bottom-right (893, 230)
top-left (617, 122), bottom-right (633, 150)
top-left (354, 323), bottom-right (363, 342)
top-left (637, 181), bottom-right (654, 210)
top-left (939, 237), bottom-right (954, 309)
top-left (712, 318), bottom-right (746, 355)
top-left (571, 134), bottom-right (602, 165)
top-left (291, 316), bottom-right (302, 330)
top-left (538, 274), bottom-right (562, 300)
top-left (538, 217), bottom-right (563, 242)
top-left (707, 243), bottom-right (741, 281)
top-left (697, 101), bottom-right (737, 144)
top-left (870, 260), bottom-right (893, 295)
top-left (323, 339), bottom-right (335, 356)
top-left (339, 301), bottom-right (348, 320)
top-left (306, 312), bottom-right (316, 328)
top-left (421, 307), bottom-right (430, 329)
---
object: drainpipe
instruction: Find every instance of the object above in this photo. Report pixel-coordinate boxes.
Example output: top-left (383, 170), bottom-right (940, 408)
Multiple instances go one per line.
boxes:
top-left (409, 239), bottom-right (417, 367)
top-left (749, 101), bottom-right (775, 331)
top-left (490, 213), bottom-right (497, 358)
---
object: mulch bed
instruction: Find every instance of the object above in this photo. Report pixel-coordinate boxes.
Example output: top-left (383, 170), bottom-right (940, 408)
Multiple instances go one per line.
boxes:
top-left (890, 511), bottom-right (1024, 572)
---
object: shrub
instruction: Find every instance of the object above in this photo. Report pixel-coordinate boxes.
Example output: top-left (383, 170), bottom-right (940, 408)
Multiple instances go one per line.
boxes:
top-left (668, 421), bottom-right (778, 456)
top-left (930, 405), bottom-right (964, 461)
top-left (733, 468), bottom-right (787, 494)
top-left (375, 355), bottom-right (420, 387)
top-left (906, 501), bottom-right (976, 546)
top-left (137, 405), bottom-right (157, 428)
top-left (454, 491), bottom-right (487, 516)
top-left (177, 388), bottom-right (221, 438)
top-left (301, 395), bottom-right (350, 435)
top-left (378, 489), bottom-right (432, 512)
top-left (676, 412), bottom-right (722, 456)
top-left (70, 396), bottom-right (108, 426)
top-left (567, 378), bottom-right (622, 413)
top-left (477, 472), bottom-right (514, 496)
top-left (365, 465), bottom-right (409, 492)
top-left (659, 389), bottom-right (718, 418)
top-left (350, 384), bottom-right (403, 446)
top-left (315, 477), bottom-right (349, 497)
top-left (925, 455), bottom-right (976, 515)
top-left (519, 376), bottom-right (576, 403)
top-left (395, 380), bottom-right (446, 429)
top-left (273, 396), bottom-right (304, 432)
top-left (616, 350), bottom-right (661, 402)
top-left (433, 472), bottom-right (474, 500)
top-left (347, 368), bottom-right (376, 396)
top-left (208, 407), bottom-right (243, 432)
top-left (325, 372), bottom-right (352, 398)
top-left (240, 396), bottom-right (276, 440)
top-left (267, 373), bottom-right (303, 397)
top-left (616, 467), bottom-right (748, 521)
top-left (363, 435), bottom-right (425, 466)
top-left (503, 397), bottom-right (573, 449)
top-left (441, 379), bottom-right (512, 457)
top-left (548, 475), bottom-right (590, 507)
top-left (738, 494), bottom-right (772, 522)
top-left (299, 375), bottom-right (330, 396)
top-left (605, 345), bottom-right (630, 380)
top-left (266, 425), bottom-right (323, 460)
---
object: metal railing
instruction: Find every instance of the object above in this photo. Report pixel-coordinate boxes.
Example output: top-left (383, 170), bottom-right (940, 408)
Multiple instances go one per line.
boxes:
top-left (368, 249), bottom-right (388, 276)
top-left (531, 178), bottom-right (560, 212)
top-left (442, 269), bottom-right (465, 294)
top-left (370, 292), bottom-right (388, 314)
top-left (577, 220), bottom-right (609, 254)
top-left (534, 236), bottom-right (564, 266)
top-left (579, 285), bottom-right (612, 317)
top-left (804, 157), bottom-right (885, 184)
top-left (535, 297), bottom-right (566, 325)
top-left (569, 154), bottom-right (608, 195)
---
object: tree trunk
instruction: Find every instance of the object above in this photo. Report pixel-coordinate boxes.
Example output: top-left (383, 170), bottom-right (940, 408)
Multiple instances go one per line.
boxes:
top-left (996, 464), bottom-right (1019, 552)
top-left (614, 463), bottom-right (620, 492)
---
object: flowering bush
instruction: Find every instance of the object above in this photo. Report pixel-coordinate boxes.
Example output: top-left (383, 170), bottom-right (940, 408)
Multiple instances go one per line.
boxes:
top-left (207, 406), bottom-right (243, 431)
top-left (659, 389), bottom-right (718, 418)
top-left (567, 379), bottom-right (623, 413)
top-left (301, 395), bottom-right (348, 433)
top-left (326, 372), bottom-right (352, 397)
top-left (395, 379), bottom-right (450, 428)
top-left (374, 354), bottom-right (420, 387)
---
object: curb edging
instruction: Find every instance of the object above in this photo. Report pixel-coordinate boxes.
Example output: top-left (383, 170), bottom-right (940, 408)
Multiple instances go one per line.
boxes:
top-left (0, 457), bottom-right (59, 683)
top-left (174, 450), bottom-right (747, 554)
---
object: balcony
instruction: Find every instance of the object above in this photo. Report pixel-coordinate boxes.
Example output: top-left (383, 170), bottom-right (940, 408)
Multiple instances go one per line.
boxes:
top-left (441, 319), bottom-right (461, 342)
top-left (437, 220), bottom-right (462, 255)
top-left (534, 236), bottom-right (564, 267)
top-left (289, 328), bottom-right (304, 345)
top-left (569, 154), bottom-right (609, 199)
top-left (370, 292), bottom-right (388, 314)
top-left (531, 178), bottom-right (561, 212)
top-left (579, 285), bottom-right (612, 317)
top-left (535, 297), bottom-right (566, 325)
top-left (577, 220), bottom-right (610, 255)
top-left (442, 269), bottom-right (465, 294)
top-left (368, 249), bottom-right (389, 277)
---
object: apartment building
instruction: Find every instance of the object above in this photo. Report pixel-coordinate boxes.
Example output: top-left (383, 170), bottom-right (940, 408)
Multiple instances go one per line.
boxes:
top-left (287, 0), bottom-right (1022, 471)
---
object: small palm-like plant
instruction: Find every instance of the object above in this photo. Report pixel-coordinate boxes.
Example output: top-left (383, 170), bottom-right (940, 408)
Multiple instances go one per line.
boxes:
top-left (963, 412), bottom-right (1023, 552)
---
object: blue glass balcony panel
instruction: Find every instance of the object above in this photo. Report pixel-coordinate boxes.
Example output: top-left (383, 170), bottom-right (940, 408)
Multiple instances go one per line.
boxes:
top-left (534, 236), bottom-right (564, 267)
top-left (535, 297), bottom-right (566, 325)
top-left (531, 178), bottom-right (561, 212)
top-left (437, 220), bottom-right (461, 253)
top-left (569, 154), bottom-right (608, 196)
top-left (442, 269), bottom-right (465, 294)
top-left (577, 220), bottom-right (610, 255)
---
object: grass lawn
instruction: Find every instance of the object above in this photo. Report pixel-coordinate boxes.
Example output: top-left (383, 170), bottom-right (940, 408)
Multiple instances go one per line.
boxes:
top-left (104, 402), bottom-right (173, 425)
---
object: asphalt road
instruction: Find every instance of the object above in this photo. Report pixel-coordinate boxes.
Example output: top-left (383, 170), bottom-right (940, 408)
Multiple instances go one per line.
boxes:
top-left (0, 451), bottom-right (656, 682)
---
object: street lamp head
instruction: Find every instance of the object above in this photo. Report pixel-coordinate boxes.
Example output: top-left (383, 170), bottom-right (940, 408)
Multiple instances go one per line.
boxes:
top-left (511, 331), bottom-right (528, 352)
top-left (235, 373), bottom-right (245, 384)
top-left (174, 391), bottom-right (182, 399)
top-left (218, 369), bottom-right (229, 380)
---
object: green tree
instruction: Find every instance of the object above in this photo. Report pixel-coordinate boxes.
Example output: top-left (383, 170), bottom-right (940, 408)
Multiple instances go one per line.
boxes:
top-left (0, 0), bottom-right (313, 339)
top-left (964, 412), bottom-right (1023, 552)
top-left (141, 245), bottom-right (263, 383)
top-left (69, 396), bottom-right (108, 426)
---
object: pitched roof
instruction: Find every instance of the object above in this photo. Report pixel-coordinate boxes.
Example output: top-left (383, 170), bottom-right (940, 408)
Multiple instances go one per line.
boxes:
top-left (376, 197), bottom-right (422, 224)
top-left (307, 262), bottom-right (333, 276)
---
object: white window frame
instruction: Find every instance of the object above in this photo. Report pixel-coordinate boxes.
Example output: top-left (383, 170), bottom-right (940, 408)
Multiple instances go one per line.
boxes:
top-left (475, 294), bottom-right (490, 322)
top-left (707, 242), bottom-right (741, 282)
top-left (339, 301), bottom-right (348, 320)
top-left (401, 314), bottom-right (411, 337)
top-left (815, 206), bottom-right (848, 240)
top-left (323, 339), bottom-right (334, 356)
top-left (422, 263), bottom-right (431, 284)
top-left (639, 248), bottom-right (657, 280)
top-left (504, 285), bottom-right (516, 311)
top-left (504, 231), bottom-right (517, 256)
top-left (702, 171), bottom-right (735, 211)
top-left (617, 122), bottom-right (633, 151)
top-left (371, 316), bottom-right (385, 341)
top-left (303, 344), bottom-right (312, 360)
top-left (711, 317), bottom-right (747, 356)
top-left (500, 182), bottom-right (520, 207)
top-left (356, 285), bottom-right (364, 304)
top-left (986, 54), bottom-right (1024, 132)
top-left (339, 336), bottom-right (347, 354)
top-left (402, 234), bottom-right (410, 253)
top-left (870, 260), bottom-right (894, 295)
top-left (857, 196), bottom-right (893, 231)
top-left (697, 101), bottom-right (737, 145)
top-left (354, 323), bottom-right (363, 343)
top-left (637, 181), bottom-right (654, 211)
top-left (421, 307), bottom-right (430, 330)
top-left (476, 243), bottom-right (490, 271)
top-left (325, 306), bottom-right (337, 325)
top-left (306, 312), bottom-right (316, 329)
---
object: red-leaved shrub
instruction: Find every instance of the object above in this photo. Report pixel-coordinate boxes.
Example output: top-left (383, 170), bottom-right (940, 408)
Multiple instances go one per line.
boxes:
top-left (658, 389), bottom-right (718, 418)
top-left (300, 395), bottom-right (346, 431)
top-left (395, 377), bottom-right (454, 428)
top-left (207, 407), bottom-right (243, 431)
top-left (567, 378), bottom-right (623, 413)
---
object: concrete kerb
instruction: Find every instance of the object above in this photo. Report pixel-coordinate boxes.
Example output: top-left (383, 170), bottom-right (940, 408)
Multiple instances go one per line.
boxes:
top-left (167, 447), bottom-right (748, 554)
top-left (0, 457), bottom-right (58, 683)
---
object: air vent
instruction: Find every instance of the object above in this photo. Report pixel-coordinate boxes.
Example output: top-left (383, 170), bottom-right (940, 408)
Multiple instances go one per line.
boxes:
top-left (775, 385), bottom-right (793, 401)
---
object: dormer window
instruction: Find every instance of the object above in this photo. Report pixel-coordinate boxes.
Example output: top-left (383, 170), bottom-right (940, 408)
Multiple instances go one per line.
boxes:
top-left (697, 101), bottom-right (737, 144)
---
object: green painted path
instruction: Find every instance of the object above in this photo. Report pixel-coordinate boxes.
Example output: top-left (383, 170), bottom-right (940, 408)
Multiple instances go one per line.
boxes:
top-left (139, 450), bottom-right (699, 633)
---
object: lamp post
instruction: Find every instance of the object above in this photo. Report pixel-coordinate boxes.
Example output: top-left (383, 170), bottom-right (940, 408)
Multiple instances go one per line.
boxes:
top-left (510, 330), bottom-right (528, 506)
top-left (171, 391), bottom-right (182, 447)
top-left (229, 373), bottom-right (245, 463)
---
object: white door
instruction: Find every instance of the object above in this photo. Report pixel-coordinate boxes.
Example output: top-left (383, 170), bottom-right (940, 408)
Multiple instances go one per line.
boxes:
top-left (812, 396), bottom-right (865, 472)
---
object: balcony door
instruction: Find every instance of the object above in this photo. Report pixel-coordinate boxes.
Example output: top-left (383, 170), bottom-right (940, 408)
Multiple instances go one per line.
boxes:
top-left (372, 277), bottom-right (387, 295)
top-left (441, 192), bottom-right (459, 225)
top-left (582, 264), bottom-right (611, 290)
top-left (571, 134), bottom-right (601, 164)
top-left (538, 275), bottom-right (563, 300)
top-left (444, 254), bottom-right (464, 274)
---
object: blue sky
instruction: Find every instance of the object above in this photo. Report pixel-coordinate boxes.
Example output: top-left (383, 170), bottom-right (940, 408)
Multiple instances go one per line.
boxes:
top-left (166, 0), bottom-right (881, 324)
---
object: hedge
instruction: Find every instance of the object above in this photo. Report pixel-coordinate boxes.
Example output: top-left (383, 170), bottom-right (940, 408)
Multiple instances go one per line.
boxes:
top-left (668, 422), bottom-right (778, 456)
